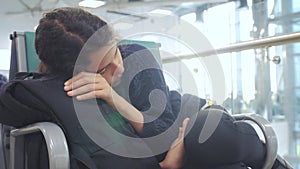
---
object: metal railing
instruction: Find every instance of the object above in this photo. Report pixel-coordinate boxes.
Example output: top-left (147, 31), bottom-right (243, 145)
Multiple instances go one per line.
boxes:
top-left (162, 31), bottom-right (300, 63)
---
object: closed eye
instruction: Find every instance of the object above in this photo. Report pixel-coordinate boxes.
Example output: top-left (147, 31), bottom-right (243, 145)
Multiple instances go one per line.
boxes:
top-left (97, 67), bottom-right (107, 74)
top-left (96, 46), bottom-right (118, 75)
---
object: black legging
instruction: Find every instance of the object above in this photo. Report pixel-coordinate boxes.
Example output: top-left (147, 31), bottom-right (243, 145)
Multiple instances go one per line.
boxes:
top-left (183, 107), bottom-right (266, 169)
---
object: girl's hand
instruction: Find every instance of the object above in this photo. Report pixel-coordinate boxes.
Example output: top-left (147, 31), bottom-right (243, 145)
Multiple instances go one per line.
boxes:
top-left (64, 71), bottom-right (144, 133)
top-left (160, 118), bottom-right (190, 169)
top-left (64, 72), bottom-right (116, 106)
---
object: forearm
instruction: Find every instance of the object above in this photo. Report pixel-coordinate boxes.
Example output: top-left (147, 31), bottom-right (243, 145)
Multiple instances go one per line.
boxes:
top-left (111, 91), bottom-right (144, 133)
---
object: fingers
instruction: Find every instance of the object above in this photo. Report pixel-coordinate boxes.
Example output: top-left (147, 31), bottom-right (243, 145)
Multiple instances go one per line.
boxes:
top-left (177, 127), bottom-right (184, 140)
top-left (64, 72), bottom-right (110, 100)
top-left (64, 72), bottom-right (90, 86)
top-left (64, 72), bottom-right (103, 91)
top-left (181, 118), bottom-right (190, 133)
top-left (75, 90), bottom-right (106, 101)
top-left (177, 118), bottom-right (190, 140)
top-left (66, 83), bottom-right (99, 97)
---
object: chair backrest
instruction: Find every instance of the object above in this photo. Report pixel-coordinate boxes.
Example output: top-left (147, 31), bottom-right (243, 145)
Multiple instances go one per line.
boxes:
top-left (9, 32), bottom-right (40, 80)
top-left (0, 125), bottom-right (7, 169)
top-left (120, 39), bottom-right (162, 67)
top-left (0, 123), bottom-right (13, 169)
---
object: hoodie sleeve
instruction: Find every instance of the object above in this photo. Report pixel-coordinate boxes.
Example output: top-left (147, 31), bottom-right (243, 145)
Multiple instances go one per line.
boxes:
top-left (119, 44), bottom-right (176, 137)
top-left (0, 82), bottom-right (52, 127)
top-left (129, 68), bottom-right (176, 138)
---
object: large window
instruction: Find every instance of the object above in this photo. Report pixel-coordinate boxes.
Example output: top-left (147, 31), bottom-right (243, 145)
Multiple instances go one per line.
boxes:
top-left (128, 0), bottom-right (300, 168)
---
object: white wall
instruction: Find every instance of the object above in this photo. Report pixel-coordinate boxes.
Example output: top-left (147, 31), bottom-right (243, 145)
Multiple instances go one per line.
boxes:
top-left (0, 13), bottom-right (41, 49)
top-left (0, 12), bottom-right (41, 75)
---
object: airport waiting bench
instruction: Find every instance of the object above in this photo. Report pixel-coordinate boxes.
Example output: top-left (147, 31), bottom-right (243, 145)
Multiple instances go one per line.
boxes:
top-left (0, 31), bottom-right (278, 169)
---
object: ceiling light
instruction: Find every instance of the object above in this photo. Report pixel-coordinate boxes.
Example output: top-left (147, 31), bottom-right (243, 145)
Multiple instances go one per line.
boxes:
top-left (79, 0), bottom-right (106, 8)
top-left (149, 9), bottom-right (173, 16)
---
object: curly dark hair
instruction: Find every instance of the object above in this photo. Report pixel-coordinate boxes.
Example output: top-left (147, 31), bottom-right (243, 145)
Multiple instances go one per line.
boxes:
top-left (35, 7), bottom-right (115, 76)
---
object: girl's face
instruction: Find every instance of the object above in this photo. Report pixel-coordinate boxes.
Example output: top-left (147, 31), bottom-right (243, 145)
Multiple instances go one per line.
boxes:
top-left (87, 42), bottom-right (124, 86)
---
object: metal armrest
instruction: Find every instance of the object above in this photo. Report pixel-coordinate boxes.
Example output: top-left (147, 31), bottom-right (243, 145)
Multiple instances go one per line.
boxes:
top-left (0, 124), bottom-right (7, 169)
top-left (233, 114), bottom-right (278, 169)
top-left (10, 122), bottom-right (70, 169)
